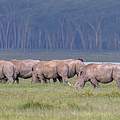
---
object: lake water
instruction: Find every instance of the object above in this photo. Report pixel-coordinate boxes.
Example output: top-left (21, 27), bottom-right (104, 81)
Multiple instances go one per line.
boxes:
top-left (85, 62), bottom-right (120, 64)
top-left (0, 50), bottom-right (120, 62)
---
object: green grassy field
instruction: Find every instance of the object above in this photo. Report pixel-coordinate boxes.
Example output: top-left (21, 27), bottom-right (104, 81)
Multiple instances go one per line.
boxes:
top-left (0, 78), bottom-right (120, 120)
top-left (0, 50), bottom-right (119, 120)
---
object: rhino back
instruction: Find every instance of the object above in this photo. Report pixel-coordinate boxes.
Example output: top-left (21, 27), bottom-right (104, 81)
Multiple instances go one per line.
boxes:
top-left (84, 64), bottom-right (114, 83)
top-left (11, 60), bottom-right (39, 76)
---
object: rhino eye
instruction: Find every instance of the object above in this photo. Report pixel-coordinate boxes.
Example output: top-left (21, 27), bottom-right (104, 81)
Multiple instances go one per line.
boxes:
top-left (80, 71), bottom-right (84, 76)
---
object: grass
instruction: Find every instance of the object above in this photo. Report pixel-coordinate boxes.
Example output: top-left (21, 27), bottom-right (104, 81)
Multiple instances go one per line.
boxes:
top-left (0, 78), bottom-right (119, 120)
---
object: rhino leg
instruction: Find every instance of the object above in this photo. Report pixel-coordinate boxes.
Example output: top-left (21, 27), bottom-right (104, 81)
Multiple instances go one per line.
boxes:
top-left (13, 77), bottom-right (19, 84)
top-left (116, 80), bottom-right (120, 88)
top-left (114, 75), bottom-right (120, 88)
top-left (16, 77), bottom-right (19, 84)
top-left (58, 70), bottom-right (69, 84)
top-left (23, 72), bottom-right (32, 79)
top-left (37, 74), bottom-right (50, 84)
top-left (47, 78), bottom-right (50, 83)
top-left (0, 79), bottom-right (3, 83)
top-left (62, 76), bottom-right (73, 86)
top-left (6, 76), bottom-right (14, 84)
top-left (57, 76), bottom-right (63, 83)
top-left (53, 78), bottom-right (57, 82)
top-left (74, 79), bottom-right (86, 89)
top-left (0, 78), bottom-right (8, 83)
top-left (42, 78), bottom-right (48, 83)
top-left (90, 78), bottom-right (99, 88)
top-left (61, 75), bottom-right (68, 84)
top-left (53, 76), bottom-right (63, 83)
top-left (31, 73), bottom-right (40, 83)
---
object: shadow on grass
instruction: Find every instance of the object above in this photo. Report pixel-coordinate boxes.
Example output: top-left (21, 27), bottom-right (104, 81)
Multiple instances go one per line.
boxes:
top-left (72, 89), bottom-right (120, 98)
top-left (98, 91), bottom-right (120, 97)
top-left (20, 101), bottom-right (90, 111)
top-left (19, 100), bottom-right (96, 111)
top-left (20, 101), bottom-right (55, 110)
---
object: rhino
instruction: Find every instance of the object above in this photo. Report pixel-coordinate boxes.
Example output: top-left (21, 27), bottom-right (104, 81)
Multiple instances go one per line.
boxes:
top-left (32, 59), bottom-right (84, 84)
top-left (52, 59), bottom-right (84, 81)
top-left (11, 59), bottom-right (40, 83)
top-left (75, 63), bottom-right (120, 89)
top-left (0, 60), bottom-right (17, 83)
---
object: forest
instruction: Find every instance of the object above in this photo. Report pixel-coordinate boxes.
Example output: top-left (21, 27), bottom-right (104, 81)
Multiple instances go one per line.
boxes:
top-left (0, 0), bottom-right (120, 51)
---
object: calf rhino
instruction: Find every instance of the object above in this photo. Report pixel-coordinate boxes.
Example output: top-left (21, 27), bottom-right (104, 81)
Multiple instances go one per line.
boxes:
top-left (0, 60), bottom-right (17, 83)
top-left (75, 63), bottom-right (120, 89)
top-left (11, 59), bottom-right (40, 83)
top-left (32, 59), bottom-right (84, 84)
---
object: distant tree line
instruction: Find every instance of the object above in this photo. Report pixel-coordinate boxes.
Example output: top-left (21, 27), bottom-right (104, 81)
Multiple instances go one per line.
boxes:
top-left (0, 0), bottom-right (120, 51)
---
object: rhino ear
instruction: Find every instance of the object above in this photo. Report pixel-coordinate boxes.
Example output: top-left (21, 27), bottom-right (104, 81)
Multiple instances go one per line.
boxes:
top-left (77, 58), bottom-right (84, 62)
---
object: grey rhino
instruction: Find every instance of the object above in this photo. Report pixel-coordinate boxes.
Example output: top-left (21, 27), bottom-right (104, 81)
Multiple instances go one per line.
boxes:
top-left (75, 63), bottom-right (120, 89)
top-left (32, 60), bottom-right (67, 83)
top-left (11, 59), bottom-right (40, 83)
top-left (0, 60), bottom-right (17, 83)
top-left (32, 59), bottom-right (84, 84)
top-left (51, 59), bottom-right (84, 82)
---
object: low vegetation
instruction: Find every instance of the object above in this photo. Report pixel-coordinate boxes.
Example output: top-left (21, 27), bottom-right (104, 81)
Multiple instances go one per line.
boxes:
top-left (0, 78), bottom-right (120, 120)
